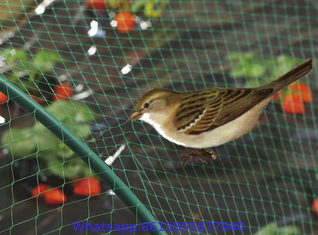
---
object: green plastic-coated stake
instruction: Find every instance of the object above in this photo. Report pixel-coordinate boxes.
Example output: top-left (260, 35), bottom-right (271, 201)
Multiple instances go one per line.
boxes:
top-left (0, 76), bottom-right (167, 235)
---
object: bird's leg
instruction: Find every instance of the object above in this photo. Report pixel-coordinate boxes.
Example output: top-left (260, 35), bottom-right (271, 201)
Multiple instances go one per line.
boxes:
top-left (179, 150), bottom-right (197, 166)
top-left (179, 148), bottom-right (218, 166)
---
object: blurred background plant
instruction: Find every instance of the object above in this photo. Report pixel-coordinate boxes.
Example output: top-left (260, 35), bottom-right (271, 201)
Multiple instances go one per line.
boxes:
top-left (1, 100), bottom-right (95, 178)
top-left (226, 53), bottom-right (313, 115)
top-left (0, 48), bottom-right (67, 104)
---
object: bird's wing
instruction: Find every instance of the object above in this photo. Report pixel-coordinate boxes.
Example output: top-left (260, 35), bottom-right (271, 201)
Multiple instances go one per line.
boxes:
top-left (174, 88), bottom-right (273, 135)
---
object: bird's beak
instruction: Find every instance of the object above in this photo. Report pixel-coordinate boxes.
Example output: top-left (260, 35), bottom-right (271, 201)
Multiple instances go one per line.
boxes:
top-left (129, 111), bottom-right (142, 121)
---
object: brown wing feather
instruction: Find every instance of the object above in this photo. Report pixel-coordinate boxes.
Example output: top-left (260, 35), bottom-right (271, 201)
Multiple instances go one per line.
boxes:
top-left (174, 88), bottom-right (274, 135)
top-left (174, 90), bottom-right (219, 132)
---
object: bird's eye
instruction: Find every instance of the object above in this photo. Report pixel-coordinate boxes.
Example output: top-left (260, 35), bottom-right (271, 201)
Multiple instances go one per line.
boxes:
top-left (143, 102), bottom-right (150, 109)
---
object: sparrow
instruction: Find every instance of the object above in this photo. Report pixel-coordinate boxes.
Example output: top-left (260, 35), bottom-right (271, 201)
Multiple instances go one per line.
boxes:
top-left (130, 59), bottom-right (313, 165)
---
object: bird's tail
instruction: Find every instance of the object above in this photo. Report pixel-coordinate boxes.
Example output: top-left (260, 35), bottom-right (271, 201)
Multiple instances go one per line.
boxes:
top-left (264, 59), bottom-right (313, 93)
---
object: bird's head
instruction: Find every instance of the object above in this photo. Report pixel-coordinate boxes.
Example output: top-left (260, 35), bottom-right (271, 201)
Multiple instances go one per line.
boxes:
top-left (129, 89), bottom-right (179, 121)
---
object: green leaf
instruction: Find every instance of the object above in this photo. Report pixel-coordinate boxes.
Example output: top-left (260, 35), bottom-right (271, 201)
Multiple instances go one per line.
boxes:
top-left (36, 101), bottom-right (94, 142)
top-left (276, 225), bottom-right (301, 235)
top-left (61, 123), bottom-right (91, 139)
top-left (45, 101), bottom-right (77, 122)
top-left (1, 49), bottom-right (31, 74)
top-left (73, 102), bottom-right (95, 122)
top-left (61, 144), bottom-right (75, 159)
top-left (228, 52), bottom-right (265, 79)
top-left (1, 48), bottom-right (64, 76)
top-left (226, 52), bottom-right (256, 63)
top-left (254, 222), bottom-right (301, 235)
top-left (46, 156), bottom-right (90, 179)
top-left (56, 142), bottom-right (76, 159)
top-left (35, 127), bottom-right (59, 150)
top-left (44, 100), bottom-right (94, 128)
top-left (1, 127), bottom-right (37, 158)
top-left (277, 54), bottom-right (302, 65)
top-left (253, 222), bottom-right (277, 235)
top-left (229, 65), bottom-right (246, 78)
top-left (74, 124), bottom-right (92, 139)
top-left (0, 48), bottom-right (12, 58)
top-left (244, 63), bottom-right (265, 78)
top-left (230, 63), bottom-right (265, 79)
top-left (34, 50), bottom-right (64, 75)
top-left (225, 52), bottom-right (242, 62)
top-left (37, 146), bottom-right (57, 161)
top-left (14, 49), bottom-right (28, 60)
top-left (2, 74), bottom-right (22, 88)
top-left (2, 48), bottom-right (67, 95)
top-left (11, 49), bottom-right (30, 71)
top-left (245, 79), bottom-right (262, 88)
top-left (267, 55), bottom-right (302, 80)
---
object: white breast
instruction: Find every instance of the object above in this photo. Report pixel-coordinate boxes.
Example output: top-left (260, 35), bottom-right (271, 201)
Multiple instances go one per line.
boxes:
top-left (140, 113), bottom-right (186, 146)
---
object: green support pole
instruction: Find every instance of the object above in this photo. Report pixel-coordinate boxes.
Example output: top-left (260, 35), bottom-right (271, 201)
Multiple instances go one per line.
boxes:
top-left (0, 75), bottom-right (167, 235)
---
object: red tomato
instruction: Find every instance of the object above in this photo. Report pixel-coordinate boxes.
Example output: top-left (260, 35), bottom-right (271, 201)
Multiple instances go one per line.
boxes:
top-left (45, 188), bottom-right (67, 206)
top-left (282, 93), bottom-right (304, 114)
top-left (32, 184), bottom-right (49, 199)
top-left (288, 82), bottom-right (313, 103)
top-left (73, 177), bottom-right (101, 197)
top-left (114, 12), bottom-right (135, 33)
top-left (273, 90), bottom-right (283, 102)
top-left (86, 0), bottom-right (107, 10)
top-left (312, 197), bottom-right (318, 215)
top-left (52, 83), bottom-right (73, 101)
top-left (0, 92), bottom-right (8, 104)
top-left (29, 95), bottom-right (45, 105)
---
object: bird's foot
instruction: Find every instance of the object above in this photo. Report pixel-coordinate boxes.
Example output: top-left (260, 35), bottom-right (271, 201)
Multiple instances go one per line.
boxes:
top-left (179, 148), bottom-right (218, 166)
top-left (204, 148), bottom-right (218, 160)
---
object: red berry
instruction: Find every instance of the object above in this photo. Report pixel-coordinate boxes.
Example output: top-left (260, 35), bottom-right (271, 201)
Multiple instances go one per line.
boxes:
top-left (86, 0), bottom-right (107, 10)
top-left (288, 82), bottom-right (313, 103)
top-left (32, 184), bottom-right (49, 199)
top-left (45, 188), bottom-right (67, 206)
top-left (73, 177), bottom-right (101, 197)
top-left (114, 12), bottom-right (135, 33)
top-left (52, 83), bottom-right (73, 101)
top-left (282, 93), bottom-right (304, 114)
top-left (0, 92), bottom-right (8, 104)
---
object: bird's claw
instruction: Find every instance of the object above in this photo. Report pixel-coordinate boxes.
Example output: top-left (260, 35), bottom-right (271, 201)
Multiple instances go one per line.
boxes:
top-left (179, 148), bottom-right (218, 166)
